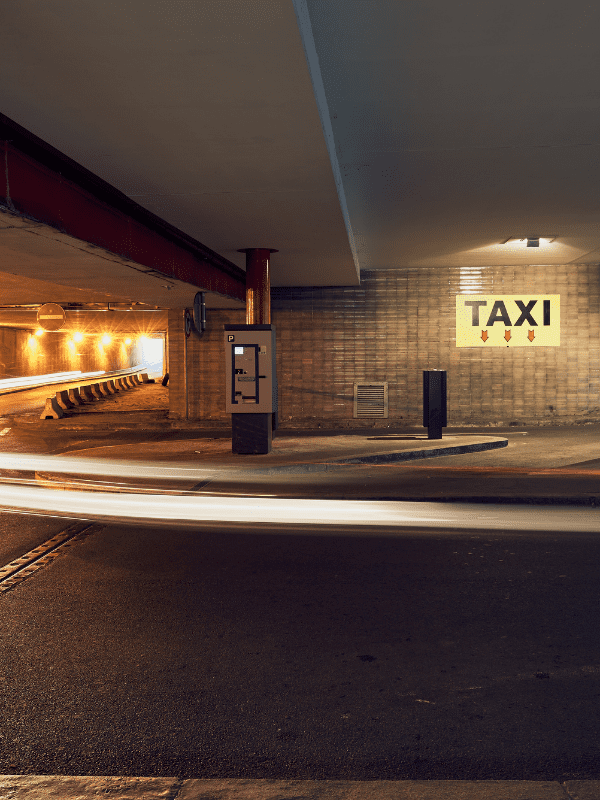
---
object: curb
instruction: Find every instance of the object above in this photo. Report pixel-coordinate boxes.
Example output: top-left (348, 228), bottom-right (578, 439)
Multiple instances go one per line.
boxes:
top-left (326, 437), bottom-right (508, 465)
top-left (1, 776), bottom-right (599, 799)
top-left (182, 437), bottom-right (509, 475)
top-left (31, 437), bottom-right (509, 494)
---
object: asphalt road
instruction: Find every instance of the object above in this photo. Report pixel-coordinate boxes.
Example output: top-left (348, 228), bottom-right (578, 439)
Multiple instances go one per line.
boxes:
top-left (0, 516), bottom-right (599, 780)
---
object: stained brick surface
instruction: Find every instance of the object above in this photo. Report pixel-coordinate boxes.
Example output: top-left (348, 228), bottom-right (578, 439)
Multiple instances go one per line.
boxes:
top-left (168, 266), bottom-right (600, 427)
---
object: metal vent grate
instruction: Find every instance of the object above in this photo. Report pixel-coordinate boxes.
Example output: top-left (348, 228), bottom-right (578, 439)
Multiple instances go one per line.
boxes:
top-left (354, 382), bottom-right (388, 418)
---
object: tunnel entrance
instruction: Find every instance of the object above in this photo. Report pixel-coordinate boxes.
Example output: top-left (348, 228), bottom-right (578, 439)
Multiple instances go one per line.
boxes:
top-left (139, 334), bottom-right (165, 379)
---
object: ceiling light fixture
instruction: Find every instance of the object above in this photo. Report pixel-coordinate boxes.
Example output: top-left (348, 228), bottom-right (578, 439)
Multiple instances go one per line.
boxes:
top-left (500, 236), bottom-right (557, 245)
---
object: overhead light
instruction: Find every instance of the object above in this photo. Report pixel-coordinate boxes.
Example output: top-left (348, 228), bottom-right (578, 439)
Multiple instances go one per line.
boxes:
top-left (500, 236), bottom-right (557, 245)
top-left (101, 334), bottom-right (111, 345)
top-left (73, 331), bottom-right (84, 342)
top-left (35, 328), bottom-right (44, 336)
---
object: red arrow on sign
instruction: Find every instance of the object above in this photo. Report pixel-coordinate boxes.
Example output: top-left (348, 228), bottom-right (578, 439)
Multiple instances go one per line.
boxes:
top-left (481, 330), bottom-right (488, 342)
top-left (528, 330), bottom-right (535, 342)
top-left (504, 330), bottom-right (511, 342)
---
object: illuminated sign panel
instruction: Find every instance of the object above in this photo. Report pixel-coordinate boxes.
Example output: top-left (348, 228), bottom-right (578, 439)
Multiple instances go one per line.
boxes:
top-left (456, 295), bottom-right (560, 347)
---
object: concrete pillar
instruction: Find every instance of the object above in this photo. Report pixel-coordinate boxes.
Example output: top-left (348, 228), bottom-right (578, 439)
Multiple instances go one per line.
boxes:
top-left (238, 248), bottom-right (277, 325)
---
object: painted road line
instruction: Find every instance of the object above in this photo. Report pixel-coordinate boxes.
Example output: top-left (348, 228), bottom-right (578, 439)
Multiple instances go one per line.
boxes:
top-left (0, 522), bottom-right (98, 593)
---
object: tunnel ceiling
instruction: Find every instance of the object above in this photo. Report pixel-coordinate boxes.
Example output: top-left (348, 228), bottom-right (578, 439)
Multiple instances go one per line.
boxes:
top-left (0, 207), bottom-right (244, 310)
top-left (0, 0), bottom-right (598, 316)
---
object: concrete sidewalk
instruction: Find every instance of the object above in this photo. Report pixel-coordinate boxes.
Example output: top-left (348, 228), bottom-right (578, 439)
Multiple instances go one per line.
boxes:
top-left (7, 381), bottom-right (600, 504)
top-left (1, 776), bottom-right (599, 799)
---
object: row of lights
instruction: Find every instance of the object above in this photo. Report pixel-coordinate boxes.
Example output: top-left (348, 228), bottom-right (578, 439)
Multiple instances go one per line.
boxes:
top-left (33, 330), bottom-right (152, 346)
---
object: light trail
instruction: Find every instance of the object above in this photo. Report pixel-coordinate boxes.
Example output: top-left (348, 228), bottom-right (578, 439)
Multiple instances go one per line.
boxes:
top-left (0, 452), bottom-right (216, 481)
top-left (0, 481), bottom-right (598, 532)
top-left (0, 365), bottom-right (146, 394)
top-left (0, 452), bottom-right (598, 532)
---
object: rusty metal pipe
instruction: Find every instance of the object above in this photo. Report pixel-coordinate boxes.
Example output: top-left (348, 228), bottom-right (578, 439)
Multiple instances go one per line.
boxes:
top-left (238, 248), bottom-right (278, 325)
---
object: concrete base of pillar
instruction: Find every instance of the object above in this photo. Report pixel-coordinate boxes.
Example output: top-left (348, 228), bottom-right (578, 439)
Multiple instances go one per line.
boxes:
top-left (232, 413), bottom-right (272, 454)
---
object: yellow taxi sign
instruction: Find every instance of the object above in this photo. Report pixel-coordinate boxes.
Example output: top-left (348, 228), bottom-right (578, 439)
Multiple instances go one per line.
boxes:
top-left (456, 295), bottom-right (560, 347)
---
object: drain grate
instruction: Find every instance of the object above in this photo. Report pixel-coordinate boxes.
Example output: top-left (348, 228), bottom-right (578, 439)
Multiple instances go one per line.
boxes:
top-left (0, 522), bottom-right (98, 593)
top-left (354, 382), bottom-right (388, 418)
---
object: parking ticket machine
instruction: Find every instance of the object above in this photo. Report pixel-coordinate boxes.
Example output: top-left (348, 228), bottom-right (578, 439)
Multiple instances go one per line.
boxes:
top-left (224, 324), bottom-right (277, 453)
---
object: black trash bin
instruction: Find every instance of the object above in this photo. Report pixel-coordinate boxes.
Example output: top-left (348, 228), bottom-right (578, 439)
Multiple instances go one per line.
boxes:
top-left (423, 370), bottom-right (447, 439)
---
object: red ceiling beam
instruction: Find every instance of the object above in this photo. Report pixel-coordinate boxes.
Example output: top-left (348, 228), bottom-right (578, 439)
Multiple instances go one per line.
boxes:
top-left (0, 113), bottom-right (245, 302)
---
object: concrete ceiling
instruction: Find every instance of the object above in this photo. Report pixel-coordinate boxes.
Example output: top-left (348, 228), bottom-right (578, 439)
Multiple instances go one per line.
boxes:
top-left (0, 0), bottom-right (598, 320)
top-left (0, 0), bottom-right (358, 301)
top-left (305, 0), bottom-right (600, 268)
top-left (0, 207), bottom-right (243, 309)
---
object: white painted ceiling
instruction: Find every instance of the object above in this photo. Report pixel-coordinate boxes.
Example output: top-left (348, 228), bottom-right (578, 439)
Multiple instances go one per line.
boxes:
top-left (304, 0), bottom-right (600, 268)
top-left (0, 0), bottom-right (598, 318)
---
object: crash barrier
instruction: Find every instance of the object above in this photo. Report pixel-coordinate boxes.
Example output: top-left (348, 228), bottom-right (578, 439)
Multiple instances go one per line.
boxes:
top-left (40, 396), bottom-right (65, 419)
top-left (55, 389), bottom-right (75, 410)
top-left (40, 373), bottom-right (150, 419)
top-left (68, 387), bottom-right (84, 406)
top-left (79, 385), bottom-right (94, 402)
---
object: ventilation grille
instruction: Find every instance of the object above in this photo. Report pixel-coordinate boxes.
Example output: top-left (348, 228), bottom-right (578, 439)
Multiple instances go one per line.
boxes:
top-left (354, 382), bottom-right (388, 418)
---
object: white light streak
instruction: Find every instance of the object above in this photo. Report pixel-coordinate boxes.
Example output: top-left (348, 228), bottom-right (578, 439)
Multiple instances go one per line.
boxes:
top-left (0, 369), bottom-right (105, 393)
top-left (0, 452), bottom-right (214, 481)
top-left (0, 479), bottom-right (597, 532)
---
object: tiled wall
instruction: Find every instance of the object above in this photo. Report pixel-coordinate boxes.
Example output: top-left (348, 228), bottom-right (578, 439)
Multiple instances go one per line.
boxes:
top-left (168, 308), bottom-right (243, 421)
top-left (0, 326), bottom-right (139, 379)
top-left (169, 265), bottom-right (600, 426)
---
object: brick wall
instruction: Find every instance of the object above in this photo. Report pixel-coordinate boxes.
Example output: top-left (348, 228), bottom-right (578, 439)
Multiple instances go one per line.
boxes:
top-left (169, 265), bottom-right (600, 427)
